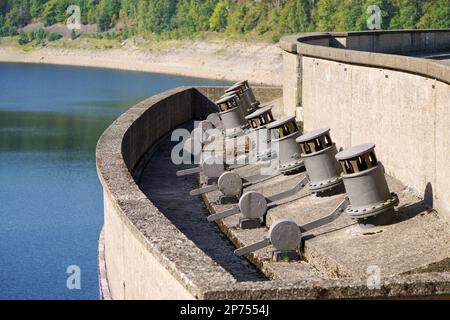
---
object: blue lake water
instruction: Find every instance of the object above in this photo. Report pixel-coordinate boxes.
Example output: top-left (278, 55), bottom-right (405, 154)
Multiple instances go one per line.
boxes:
top-left (0, 62), bottom-right (227, 299)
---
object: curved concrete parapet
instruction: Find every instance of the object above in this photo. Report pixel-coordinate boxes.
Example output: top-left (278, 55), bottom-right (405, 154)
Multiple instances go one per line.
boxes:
top-left (97, 85), bottom-right (450, 299)
top-left (280, 29), bottom-right (450, 221)
top-left (96, 86), bottom-right (284, 299)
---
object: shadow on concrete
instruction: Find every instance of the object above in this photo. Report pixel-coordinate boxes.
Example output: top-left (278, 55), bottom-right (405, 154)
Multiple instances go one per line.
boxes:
top-left (136, 122), bottom-right (266, 282)
top-left (396, 182), bottom-right (434, 223)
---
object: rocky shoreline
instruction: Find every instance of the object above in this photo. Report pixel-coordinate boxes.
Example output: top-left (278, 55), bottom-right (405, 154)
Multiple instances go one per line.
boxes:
top-left (0, 38), bottom-right (283, 86)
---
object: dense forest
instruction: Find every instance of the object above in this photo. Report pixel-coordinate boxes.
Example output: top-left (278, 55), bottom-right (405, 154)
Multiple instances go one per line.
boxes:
top-left (0, 0), bottom-right (449, 41)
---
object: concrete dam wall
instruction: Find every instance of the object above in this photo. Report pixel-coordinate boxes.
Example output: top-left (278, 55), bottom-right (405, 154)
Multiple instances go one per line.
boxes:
top-left (280, 29), bottom-right (450, 220)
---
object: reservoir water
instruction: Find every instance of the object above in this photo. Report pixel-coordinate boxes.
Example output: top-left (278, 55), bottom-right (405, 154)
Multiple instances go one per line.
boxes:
top-left (0, 62), bottom-right (227, 299)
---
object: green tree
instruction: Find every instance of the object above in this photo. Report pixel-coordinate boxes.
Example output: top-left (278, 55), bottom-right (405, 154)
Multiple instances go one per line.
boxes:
top-left (194, 0), bottom-right (216, 31)
top-left (97, 0), bottom-right (121, 32)
top-left (241, 0), bottom-right (272, 34)
top-left (334, 0), bottom-right (366, 31)
top-left (209, 0), bottom-right (229, 32)
top-left (174, 0), bottom-right (197, 35)
top-left (47, 31), bottom-right (62, 41)
top-left (139, 0), bottom-right (177, 34)
top-left (279, 0), bottom-right (312, 34)
top-left (4, 0), bottom-right (32, 28)
top-left (226, 2), bottom-right (247, 34)
top-left (18, 31), bottom-right (30, 45)
top-left (417, 0), bottom-right (450, 29)
top-left (313, 0), bottom-right (338, 31)
top-left (41, 0), bottom-right (70, 26)
top-left (1, 0), bottom-right (450, 40)
top-left (122, 0), bottom-right (138, 19)
top-left (30, 0), bottom-right (48, 18)
top-left (390, 0), bottom-right (423, 29)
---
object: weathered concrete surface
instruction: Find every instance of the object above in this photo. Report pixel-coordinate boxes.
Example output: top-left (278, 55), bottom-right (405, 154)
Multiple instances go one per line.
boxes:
top-left (98, 85), bottom-right (450, 299)
top-left (137, 123), bottom-right (265, 282)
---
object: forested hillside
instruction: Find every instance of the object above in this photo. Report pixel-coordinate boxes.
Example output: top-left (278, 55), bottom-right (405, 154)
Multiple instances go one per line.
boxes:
top-left (1, 0), bottom-right (449, 41)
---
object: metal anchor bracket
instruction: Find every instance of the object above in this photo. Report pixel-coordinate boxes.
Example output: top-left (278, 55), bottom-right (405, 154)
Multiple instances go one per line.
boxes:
top-left (234, 197), bottom-right (350, 260)
top-left (207, 175), bottom-right (310, 227)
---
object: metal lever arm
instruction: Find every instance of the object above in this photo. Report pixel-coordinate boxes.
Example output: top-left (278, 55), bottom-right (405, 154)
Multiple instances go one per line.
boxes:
top-left (176, 167), bottom-right (201, 177)
top-left (266, 175), bottom-right (309, 203)
top-left (300, 197), bottom-right (350, 232)
top-left (190, 184), bottom-right (219, 196)
top-left (242, 172), bottom-right (280, 186)
top-left (207, 206), bottom-right (241, 222)
top-left (234, 238), bottom-right (271, 256)
top-left (234, 198), bottom-right (350, 257)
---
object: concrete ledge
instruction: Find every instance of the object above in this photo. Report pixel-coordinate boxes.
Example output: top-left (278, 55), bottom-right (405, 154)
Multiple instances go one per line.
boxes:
top-left (280, 29), bottom-right (450, 84)
top-left (298, 42), bottom-right (450, 84)
top-left (96, 86), bottom-right (284, 299)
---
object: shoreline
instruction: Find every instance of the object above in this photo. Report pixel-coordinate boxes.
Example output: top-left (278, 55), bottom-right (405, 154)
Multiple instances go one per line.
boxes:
top-left (0, 39), bottom-right (283, 86)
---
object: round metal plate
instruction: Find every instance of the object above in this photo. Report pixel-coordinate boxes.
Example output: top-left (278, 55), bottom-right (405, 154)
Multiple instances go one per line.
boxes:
top-left (239, 191), bottom-right (267, 219)
top-left (216, 94), bottom-right (238, 105)
top-left (335, 143), bottom-right (376, 161)
top-left (269, 219), bottom-right (301, 251)
top-left (266, 115), bottom-right (297, 130)
top-left (245, 105), bottom-right (274, 120)
top-left (296, 127), bottom-right (330, 144)
top-left (218, 172), bottom-right (243, 197)
top-left (226, 80), bottom-right (247, 93)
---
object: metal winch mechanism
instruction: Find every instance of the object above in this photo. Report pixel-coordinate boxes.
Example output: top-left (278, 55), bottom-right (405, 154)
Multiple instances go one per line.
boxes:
top-left (225, 80), bottom-right (260, 115)
top-left (187, 106), bottom-right (279, 201)
top-left (206, 128), bottom-right (343, 230)
top-left (296, 128), bottom-right (345, 195)
top-left (216, 94), bottom-right (248, 139)
top-left (245, 105), bottom-right (277, 161)
top-left (234, 198), bottom-right (350, 261)
top-left (335, 143), bottom-right (399, 228)
top-left (207, 175), bottom-right (310, 229)
top-left (185, 81), bottom-right (261, 154)
top-left (190, 170), bottom-right (279, 200)
top-left (232, 142), bottom-right (400, 261)
top-left (266, 116), bottom-right (304, 175)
